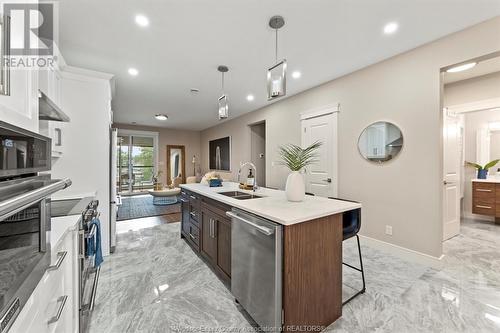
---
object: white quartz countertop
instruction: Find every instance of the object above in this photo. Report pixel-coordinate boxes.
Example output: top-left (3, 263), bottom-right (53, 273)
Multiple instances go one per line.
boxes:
top-left (180, 182), bottom-right (361, 226)
top-left (472, 178), bottom-right (500, 183)
top-left (49, 215), bottom-right (80, 251)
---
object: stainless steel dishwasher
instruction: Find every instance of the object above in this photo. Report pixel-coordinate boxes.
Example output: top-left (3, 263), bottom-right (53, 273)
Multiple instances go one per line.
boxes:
top-left (226, 208), bottom-right (283, 330)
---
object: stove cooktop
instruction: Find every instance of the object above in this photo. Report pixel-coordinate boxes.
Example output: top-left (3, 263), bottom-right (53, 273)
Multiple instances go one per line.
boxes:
top-left (50, 197), bottom-right (94, 217)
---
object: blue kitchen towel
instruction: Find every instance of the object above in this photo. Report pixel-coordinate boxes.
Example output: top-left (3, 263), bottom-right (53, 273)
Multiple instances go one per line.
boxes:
top-left (86, 217), bottom-right (104, 267)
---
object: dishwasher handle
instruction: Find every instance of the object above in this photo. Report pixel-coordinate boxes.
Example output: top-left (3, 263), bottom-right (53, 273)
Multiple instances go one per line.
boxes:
top-left (226, 211), bottom-right (274, 236)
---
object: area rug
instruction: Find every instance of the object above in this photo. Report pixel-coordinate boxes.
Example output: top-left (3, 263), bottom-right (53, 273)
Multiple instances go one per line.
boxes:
top-left (117, 195), bottom-right (181, 221)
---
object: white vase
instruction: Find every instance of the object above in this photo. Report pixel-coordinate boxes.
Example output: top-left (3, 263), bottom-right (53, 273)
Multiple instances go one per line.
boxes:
top-left (285, 171), bottom-right (305, 202)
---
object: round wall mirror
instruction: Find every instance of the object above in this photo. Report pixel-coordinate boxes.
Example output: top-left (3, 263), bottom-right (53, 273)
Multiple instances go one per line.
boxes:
top-left (358, 121), bottom-right (403, 163)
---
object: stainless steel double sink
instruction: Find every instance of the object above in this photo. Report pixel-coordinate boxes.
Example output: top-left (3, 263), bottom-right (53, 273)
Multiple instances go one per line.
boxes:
top-left (218, 191), bottom-right (263, 200)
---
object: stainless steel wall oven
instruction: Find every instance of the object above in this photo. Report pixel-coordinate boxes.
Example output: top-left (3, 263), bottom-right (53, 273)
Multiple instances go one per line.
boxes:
top-left (0, 121), bottom-right (71, 333)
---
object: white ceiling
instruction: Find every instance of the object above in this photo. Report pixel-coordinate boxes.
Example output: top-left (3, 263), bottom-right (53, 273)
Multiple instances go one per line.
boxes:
top-left (444, 56), bottom-right (500, 84)
top-left (58, 0), bottom-right (500, 131)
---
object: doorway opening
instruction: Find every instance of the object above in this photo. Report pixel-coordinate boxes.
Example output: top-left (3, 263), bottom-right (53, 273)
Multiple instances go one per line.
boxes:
top-left (249, 122), bottom-right (266, 187)
top-left (441, 53), bottom-right (500, 242)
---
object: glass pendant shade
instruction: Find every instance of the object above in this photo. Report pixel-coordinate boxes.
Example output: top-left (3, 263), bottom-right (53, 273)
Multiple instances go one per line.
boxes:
top-left (218, 94), bottom-right (229, 119)
top-left (267, 59), bottom-right (287, 100)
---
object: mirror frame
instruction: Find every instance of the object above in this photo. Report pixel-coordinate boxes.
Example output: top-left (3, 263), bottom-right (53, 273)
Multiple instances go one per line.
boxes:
top-left (357, 121), bottom-right (404, 164)
top-left (166, 145), bottom-right (186, 185)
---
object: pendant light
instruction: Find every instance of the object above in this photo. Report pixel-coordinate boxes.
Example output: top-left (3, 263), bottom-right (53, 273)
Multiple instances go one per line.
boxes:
top-left (218, 65), bottom-right (229, 120)
top-left (267, 15), bottom-right (287, 100)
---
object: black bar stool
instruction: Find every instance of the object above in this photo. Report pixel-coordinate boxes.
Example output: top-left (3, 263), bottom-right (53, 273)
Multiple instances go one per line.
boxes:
top-left (328, 197), bottom-right (366, 305)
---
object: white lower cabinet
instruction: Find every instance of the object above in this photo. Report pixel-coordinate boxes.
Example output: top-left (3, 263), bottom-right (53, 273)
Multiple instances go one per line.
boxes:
top-left (9, 227), bottom-right (79, 333)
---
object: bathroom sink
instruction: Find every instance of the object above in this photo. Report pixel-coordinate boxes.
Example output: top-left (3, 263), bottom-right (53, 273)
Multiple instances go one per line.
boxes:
top-left (218, 191), bottom-right (263, 200)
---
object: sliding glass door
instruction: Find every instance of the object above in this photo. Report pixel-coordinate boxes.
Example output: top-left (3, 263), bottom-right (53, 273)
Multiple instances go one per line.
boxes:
top-left (116, 133), bottom-right (157, 195)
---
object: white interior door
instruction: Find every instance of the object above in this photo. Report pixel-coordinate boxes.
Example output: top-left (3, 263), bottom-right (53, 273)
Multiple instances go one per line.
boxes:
top-left (301, 109), bottom-right (338, 198)
top-left (443, 110), bottom-right (461, 241)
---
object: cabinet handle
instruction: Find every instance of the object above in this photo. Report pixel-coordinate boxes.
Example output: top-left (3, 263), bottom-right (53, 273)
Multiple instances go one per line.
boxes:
top-left (476, 189), bottom-right (492, 192)
top-left (476, 205), bottom-right (492, 209)
top-left (190, 195), bottom-right (196, 200)
top-left (190, 211), bottom-right (196, 217)
top-left (0, 15), bottom-right (10, 96)
top-left (48, 295), bottom-right (68, 324)
top-left (209, 218), bottom-right (214, 238)
top-left (180, 198), bottom-right (188, 203)
top-left (48, 251), bottom-right (67, 271)
top-left (189, 233), bottom-right (195, 240)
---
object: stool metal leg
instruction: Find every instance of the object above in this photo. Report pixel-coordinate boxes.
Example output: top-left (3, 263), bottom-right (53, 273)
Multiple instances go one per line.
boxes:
top-left (342, 234), bottom-right (366, 306)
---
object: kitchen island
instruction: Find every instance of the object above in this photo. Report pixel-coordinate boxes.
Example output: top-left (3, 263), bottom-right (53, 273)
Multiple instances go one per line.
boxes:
top-left (179, 182), bottom-right (361, 331)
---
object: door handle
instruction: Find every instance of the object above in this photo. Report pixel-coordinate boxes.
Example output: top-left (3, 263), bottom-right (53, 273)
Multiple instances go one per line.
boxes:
top-left (48, 251), bottom-right (67, 271)
top-left (0, 15), bottom-right (11, 96)
top-left (323, 178), bottom-right (332, 183)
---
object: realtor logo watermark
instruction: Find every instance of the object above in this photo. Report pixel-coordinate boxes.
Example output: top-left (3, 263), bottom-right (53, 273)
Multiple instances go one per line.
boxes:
top-left (2, 1), bottom-right (58, 69)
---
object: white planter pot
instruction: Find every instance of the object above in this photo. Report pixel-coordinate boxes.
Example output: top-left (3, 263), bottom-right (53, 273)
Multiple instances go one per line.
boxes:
top-left (285, 171), bottom-right (305, 202)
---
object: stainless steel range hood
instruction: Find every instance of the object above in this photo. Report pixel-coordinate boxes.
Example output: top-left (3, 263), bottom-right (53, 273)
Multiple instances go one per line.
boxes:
top-left (38, 90), bottom-right (70, 122)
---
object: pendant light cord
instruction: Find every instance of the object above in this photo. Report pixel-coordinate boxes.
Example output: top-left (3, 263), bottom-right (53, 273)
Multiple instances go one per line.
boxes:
top-left (221, 72), bottom-right (224, 92)
top-left (275, 28), bottom-right (278, 63)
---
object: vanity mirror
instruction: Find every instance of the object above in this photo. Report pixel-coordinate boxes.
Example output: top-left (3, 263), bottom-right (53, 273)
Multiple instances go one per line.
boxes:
top-left (358, 121), bottom-right (403, 163)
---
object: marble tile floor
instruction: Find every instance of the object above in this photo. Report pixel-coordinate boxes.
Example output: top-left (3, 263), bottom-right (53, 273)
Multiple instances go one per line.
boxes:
top-left (90, 218), bottom-right (500, 333)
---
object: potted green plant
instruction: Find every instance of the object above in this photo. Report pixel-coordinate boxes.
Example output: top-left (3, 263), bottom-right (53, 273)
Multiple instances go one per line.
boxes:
top-left (278, 141), bottom-right (322, 202)
top-left (466, 159), bottom-right (500, 179)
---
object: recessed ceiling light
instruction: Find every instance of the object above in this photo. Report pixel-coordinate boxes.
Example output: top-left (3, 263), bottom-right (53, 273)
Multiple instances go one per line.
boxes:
top-left (246, 94), bottom-right (255, 101)
top-left (155, 114), bottom-right (168, 121)
top-left (135, 15), bottom-right (149, 27)
top-left (292, 71), bottom-right (301, 79)
top-left (128, 68), bottom-right (139, 76)
top-left (446, 62), bottom-right (477, 73)
top-left (383, 22), bottom-right (398, 35)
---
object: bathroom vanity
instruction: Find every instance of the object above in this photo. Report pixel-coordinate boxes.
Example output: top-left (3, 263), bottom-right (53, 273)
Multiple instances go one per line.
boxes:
top-left (472, 179), bottom-right (500, 223)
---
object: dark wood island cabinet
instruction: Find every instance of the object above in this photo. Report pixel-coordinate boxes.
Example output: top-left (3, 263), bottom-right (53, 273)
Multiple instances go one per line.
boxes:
top-left (180, 189), bottom-right (232, 283)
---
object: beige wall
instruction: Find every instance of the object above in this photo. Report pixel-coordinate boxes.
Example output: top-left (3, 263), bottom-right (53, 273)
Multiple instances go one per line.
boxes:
top-left (200, 17), bottom-right (500, 258)
top-left (114, 123), bottom-right (201, 185)
top-left (444, 71), bottom-right (500, 106)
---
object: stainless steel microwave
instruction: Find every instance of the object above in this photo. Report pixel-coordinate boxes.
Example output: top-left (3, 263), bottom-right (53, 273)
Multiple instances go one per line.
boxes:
top-left (0, 121), bottom-right (51, 179)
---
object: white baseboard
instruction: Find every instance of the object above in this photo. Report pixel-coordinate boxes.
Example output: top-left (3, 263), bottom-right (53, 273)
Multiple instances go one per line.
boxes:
top-left (359, 235), bottom-right (444, 269)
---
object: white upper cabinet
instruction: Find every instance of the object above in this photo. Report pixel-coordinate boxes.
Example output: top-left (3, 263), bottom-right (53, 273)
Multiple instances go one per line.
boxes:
top-left (0, 5), bottom-right (40, 132)
top-left (0, 66), bottom-right (39, 132)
